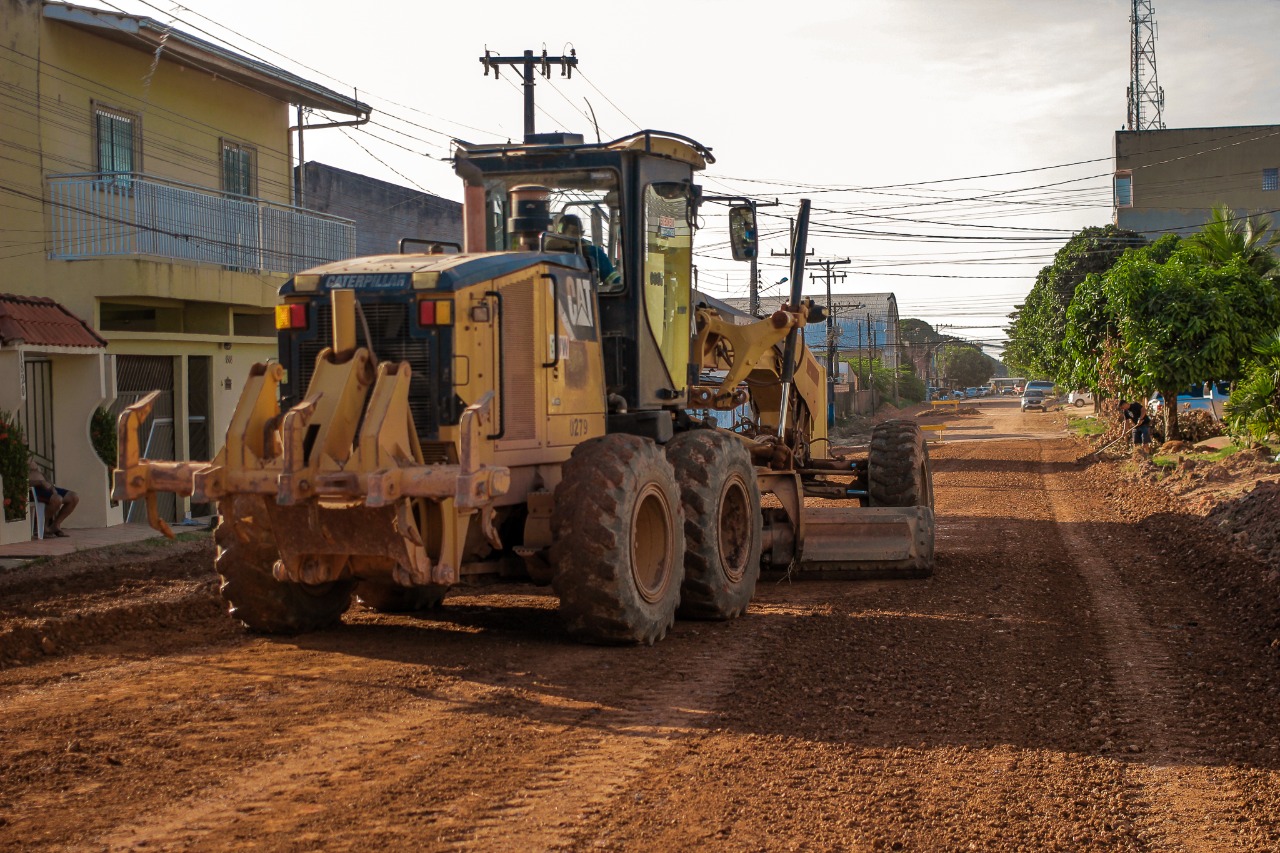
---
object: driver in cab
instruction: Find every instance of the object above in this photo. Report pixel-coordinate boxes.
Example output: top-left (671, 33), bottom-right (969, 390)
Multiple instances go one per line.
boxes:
top-left (555, 214), bottom-right (620, 286)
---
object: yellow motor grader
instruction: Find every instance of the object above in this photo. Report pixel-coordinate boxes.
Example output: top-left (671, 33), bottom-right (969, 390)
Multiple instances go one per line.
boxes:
top-left (114, 129), bottom-right (933, 644)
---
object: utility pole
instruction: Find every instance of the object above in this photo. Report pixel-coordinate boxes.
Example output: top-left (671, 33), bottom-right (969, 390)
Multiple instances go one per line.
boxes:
top-left (480, 48), bottom-right (578, 140)
top-left (805, 257), bottom-right (850, 385)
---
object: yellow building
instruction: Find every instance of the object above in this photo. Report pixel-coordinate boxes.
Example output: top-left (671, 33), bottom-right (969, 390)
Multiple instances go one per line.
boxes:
top-left (0, 1), bottom-right (369, 530)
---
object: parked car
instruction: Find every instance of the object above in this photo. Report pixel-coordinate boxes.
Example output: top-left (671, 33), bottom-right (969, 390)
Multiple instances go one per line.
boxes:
top-left (965, 387), bottom-right (979, 398)
top-left (1021, 389), bottom-right (1048, 412)
top-left (1148, 392), bottom-right (1218, 420)
top-left (1068, 390), bottom-right (1094, 408)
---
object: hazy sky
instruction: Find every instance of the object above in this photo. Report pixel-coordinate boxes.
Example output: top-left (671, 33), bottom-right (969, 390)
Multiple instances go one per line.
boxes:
top-left (102, 0), bottom-right (1280, 355)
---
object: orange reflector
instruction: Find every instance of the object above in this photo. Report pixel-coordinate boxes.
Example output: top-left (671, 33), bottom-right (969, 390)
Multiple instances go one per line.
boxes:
top-left (274, 303), bottom-right (307, 330)
top-left (418, 300), bottom-right (452, 325)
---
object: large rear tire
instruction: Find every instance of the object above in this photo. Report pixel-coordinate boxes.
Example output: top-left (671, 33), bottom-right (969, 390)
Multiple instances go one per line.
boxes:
top-left (666, 430), bottom-right (761, 620)
top-left (868, 419), bottom-right (934, 509)
top-left (215, 494), bottom-right (354, 633)
top-left (551, 434), bottom-right (685, 645)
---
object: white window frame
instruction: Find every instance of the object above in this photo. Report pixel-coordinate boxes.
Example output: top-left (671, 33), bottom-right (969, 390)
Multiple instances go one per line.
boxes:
top-left (1114, 170), bottom-right (1133, 208)
top-left (220, 139), bottom-right (258, 198)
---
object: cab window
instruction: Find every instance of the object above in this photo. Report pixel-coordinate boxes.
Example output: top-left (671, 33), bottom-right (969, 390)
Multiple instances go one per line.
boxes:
top-left (642, 183), bottom-right (692, 391)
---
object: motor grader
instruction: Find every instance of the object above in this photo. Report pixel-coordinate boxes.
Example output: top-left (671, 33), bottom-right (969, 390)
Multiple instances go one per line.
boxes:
top-left (114, 129), bottom-right (934, 645)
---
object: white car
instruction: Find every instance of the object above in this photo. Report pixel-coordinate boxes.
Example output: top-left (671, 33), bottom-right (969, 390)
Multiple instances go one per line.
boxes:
top-left (1021, 389), bottom-right (1048, 412)
top-left (1068, 390), bottom-right (1094, 408)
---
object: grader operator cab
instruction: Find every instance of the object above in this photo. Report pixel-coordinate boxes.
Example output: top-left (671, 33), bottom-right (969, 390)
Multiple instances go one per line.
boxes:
top-left (114, 129), bottom-right (934, 645)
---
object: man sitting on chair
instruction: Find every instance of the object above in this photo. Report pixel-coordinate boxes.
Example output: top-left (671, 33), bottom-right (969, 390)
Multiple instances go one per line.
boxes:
top-left (29, 458), bottom-right (77, 537)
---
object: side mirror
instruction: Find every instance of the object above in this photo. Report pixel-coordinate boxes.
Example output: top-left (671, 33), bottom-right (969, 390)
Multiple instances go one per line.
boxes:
top-left (729, 205), bottom-right (758, 261)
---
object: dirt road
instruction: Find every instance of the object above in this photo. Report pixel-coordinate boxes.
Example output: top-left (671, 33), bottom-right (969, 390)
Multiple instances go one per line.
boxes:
top-left (2, 400), bottom-right (1278, 851)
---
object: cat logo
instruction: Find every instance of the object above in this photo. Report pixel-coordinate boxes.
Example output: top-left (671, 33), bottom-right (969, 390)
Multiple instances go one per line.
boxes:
top-left (557, 275), bottom-right (598, 342)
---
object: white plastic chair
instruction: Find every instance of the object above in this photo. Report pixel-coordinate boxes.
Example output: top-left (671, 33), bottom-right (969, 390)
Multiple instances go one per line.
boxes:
top-left (30, 486), bottom-right (46, 540)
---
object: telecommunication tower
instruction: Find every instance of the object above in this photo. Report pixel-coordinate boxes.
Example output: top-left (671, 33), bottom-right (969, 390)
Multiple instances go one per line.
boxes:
top-left (1127, 0), bottom-right (1166, 130)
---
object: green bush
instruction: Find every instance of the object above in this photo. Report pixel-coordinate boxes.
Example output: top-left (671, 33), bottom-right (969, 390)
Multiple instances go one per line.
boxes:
top-left (1226, 329), bottom-right (1280, 444)
top-left (846, 357), bottom-right (926, 403)
top-left (0, 412), bottom-right (30, 522)
top-left (91, 406), bottom-right (117, 470)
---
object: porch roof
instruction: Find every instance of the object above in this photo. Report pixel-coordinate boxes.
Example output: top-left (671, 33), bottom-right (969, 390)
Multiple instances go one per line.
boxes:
top-left (43, 2), bottom-right (370, 117)
top-left (0, 295), bottom-right (107, 349)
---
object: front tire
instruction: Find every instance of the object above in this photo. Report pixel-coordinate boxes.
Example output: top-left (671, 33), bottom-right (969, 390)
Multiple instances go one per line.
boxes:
top-left (551, 435), bottom-right (685, 645)
top-left (215, 494), bottom-right (353, 633)
top-left (868, 420), bottom-right (934, 510)
top-left (666, 430), bottom-right (761, 620)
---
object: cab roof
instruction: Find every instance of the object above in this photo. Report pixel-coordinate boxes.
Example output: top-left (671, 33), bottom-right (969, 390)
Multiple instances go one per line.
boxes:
top-left (454, 130), bottom-right (714, 171)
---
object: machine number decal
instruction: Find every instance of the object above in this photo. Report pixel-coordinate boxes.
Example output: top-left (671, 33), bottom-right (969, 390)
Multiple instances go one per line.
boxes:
top-left (568, 417), bottom-right (590, 437)
top-left (556, 275), bottom-right (598, 342)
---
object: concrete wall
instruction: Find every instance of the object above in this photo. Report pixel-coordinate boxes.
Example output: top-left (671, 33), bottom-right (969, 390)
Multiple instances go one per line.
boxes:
top-left (834, 388), bottom-right (877, 418)
top-left (0, 347), bottom-right (116, 531)
top-left (302, 162), bottom-right (463, 257)
top-left (1115, 125), bottom-right (1280, 234)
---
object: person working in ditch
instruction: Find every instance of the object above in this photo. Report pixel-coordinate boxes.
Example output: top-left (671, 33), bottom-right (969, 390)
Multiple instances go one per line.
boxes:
top-left (29, 457), bottom-right (78, 537)
top-left (1120, 400), bottom-right (1152, 451)
top-left (555, 214), bottom-right (620, 286)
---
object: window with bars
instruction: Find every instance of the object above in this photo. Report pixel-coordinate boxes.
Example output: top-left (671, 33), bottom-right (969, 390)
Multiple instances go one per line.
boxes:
top-left (93, 104), bottom-right (140, 186)
top-left (1114, 171), bottom-right (1133, 208)
top-left (221, 140), bottom-right (257, 197)
top-left (1264, 168), bottom-right (1278, 191)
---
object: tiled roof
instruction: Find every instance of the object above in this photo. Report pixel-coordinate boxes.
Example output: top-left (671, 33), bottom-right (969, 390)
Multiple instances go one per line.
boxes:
top-left (0, 295), bottom-right (106, 349)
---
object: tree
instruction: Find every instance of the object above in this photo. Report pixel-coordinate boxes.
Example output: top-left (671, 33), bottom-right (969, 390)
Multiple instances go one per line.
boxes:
top-left (898, 318), bottom-right (938, 346)
top-left (1004, 225), bottom-right (1145, 379)
top-left (1068, 240), bottom-right (1280, 439)
top-left (938, 344), bottom-right (993, 388)
top-left (1063, 235), bottom-right (1181, 400)
top-left (1184, 204), bottom-right (1280, 275)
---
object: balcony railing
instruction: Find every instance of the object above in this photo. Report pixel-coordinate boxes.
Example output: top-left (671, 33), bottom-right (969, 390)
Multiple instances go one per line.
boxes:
top-left (47, 173), bottom-right (355, 274)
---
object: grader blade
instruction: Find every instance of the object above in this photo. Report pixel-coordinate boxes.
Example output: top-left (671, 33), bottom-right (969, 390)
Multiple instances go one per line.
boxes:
top-left (794, 505), bottom-right (935, 579)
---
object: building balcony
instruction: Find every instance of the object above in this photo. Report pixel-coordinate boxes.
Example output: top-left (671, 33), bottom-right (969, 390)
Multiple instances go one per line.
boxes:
top-left (47, 173), bottom-right (355, 274)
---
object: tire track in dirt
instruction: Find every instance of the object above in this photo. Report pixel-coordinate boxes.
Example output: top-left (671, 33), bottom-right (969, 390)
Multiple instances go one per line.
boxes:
top-left (89, 594), bottom-right (819, 850)
top-left (439, 637), bottom-right (766, 850)
top-left (1042, 452), bottom-right (1253, 851)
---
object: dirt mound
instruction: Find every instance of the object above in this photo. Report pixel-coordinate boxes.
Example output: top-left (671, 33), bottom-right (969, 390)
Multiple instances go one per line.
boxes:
top-left (1087, 452), bottom-right (1280, 656)
top-left (1152, 410), bottom-right (1225, 444)
top-left (1148, 446), bottom-right (1280, 507)
top-left (871, 401), bottom-right (929, 423)
top-left (0, 537), bottom-right (224, 668)
top-left (1207, 479), bottom-right (1280, 576)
